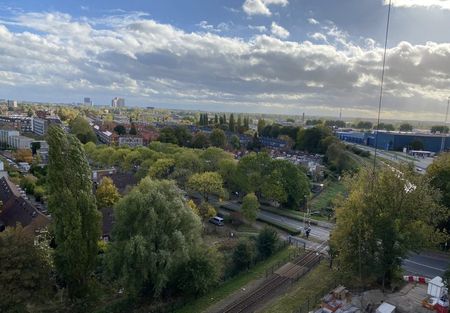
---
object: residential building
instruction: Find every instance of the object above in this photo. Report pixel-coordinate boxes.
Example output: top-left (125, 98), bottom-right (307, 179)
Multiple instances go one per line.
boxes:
top-left (32, 117), bottom-right (48, 136)
top-left (8, 135), bottom-right (33, 150)
top-left (111, 97), bottom-right (125, 108)
top-left (84, 97), bottom-right (93, 106)
top-left (118, 135), bottom-right (144, 147)
top-left (7, 100), bottom-right (17, 108)
top-left (0, 129), bottom-right (20, 147)
top-left (0, 177), bottom-right (50, 234)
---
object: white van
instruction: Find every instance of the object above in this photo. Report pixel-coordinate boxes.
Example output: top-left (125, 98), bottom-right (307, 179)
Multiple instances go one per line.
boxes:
top-left (209, 216), bottom-right (224, 226)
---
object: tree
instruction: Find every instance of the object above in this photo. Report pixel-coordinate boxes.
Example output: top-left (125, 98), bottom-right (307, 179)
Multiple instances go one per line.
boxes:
top-left (175, 246), bottom-right (222, 296)
top-left (107, 178), bottom-right (203, 297)
top-left (296, 126), bottom-right (332, 153)
top-left (431, 125), bottom-right (450, 134)
top-left (229, 113), bottom-right (235, 132)
top-left (114, 124), bottom-right (127, 135)
top-left (47, 126), bottom-right (101, 298)
top-left (129, 123), bottom-right (137, 135)
top-left (158, 127), bottom-right (178, 145)
top-left (241, 192), bottom-right (259, 222)
top-left (149, 158), bottom-right (175, 179)
top-left (192, 132), bottom-right (210, 149)
top-left (188, 172), bottom-right (225, 202)
top-left (377, 123), bottom-right (395, 131)
top-left (399, 123), bottom-right (413, 132)
top-left (256, 227), bottom-right (279, 259)
top-left (410, 139), bottom-right (424, 150)
top-left (233, 239), bottom-right (256, 272)
top-left (0, 226), bottom-right (53, 312)
top-left (214, 114), bottom-right (219, 124)
top-left (209, 128), bottom-right (227, 148)
top-left (69, 115), bottom-right (97, 144)
top-left (96, 177), bottom-right (120, 209)
top-left (354, 121), bottom-right (373, 129)
top-left (15, 148), bottom-right (33, 163)
top-left (331, 167), bottom-right (447, 289)
top-left (230, 135), bottom-right (241, 150)
top-left (200, 147), bottom-right (233, 171)
top-left (427, 153), bottom-right (450, 250)
top-left (257, 119), bottom-right (266, 134)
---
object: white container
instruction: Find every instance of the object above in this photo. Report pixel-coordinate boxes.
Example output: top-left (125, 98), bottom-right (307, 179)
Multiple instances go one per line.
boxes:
top-left (428, 276), bottom-right (445, 298)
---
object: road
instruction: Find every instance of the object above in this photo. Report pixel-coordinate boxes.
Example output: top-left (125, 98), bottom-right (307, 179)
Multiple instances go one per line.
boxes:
top-left (214, 197), bottom-right (447, 279)
top-left (259, 210), bottom-right (330, 241)
top-left (352, 143), bottom-right (434, 172)
top-left (402, 251), bottom-right (450, 278)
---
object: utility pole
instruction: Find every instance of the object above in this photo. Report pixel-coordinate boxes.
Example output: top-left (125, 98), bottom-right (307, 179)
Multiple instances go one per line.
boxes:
top-left (440, 97), bottom-right (450, 153)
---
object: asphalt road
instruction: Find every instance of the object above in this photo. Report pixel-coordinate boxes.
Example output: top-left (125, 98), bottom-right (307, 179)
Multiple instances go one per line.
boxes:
top-left (402, 251), bottom-right (450, 278)
top-left (352, 143), bottom-right (434, 172)
top-left (258, 210), bottom-right (331, 241)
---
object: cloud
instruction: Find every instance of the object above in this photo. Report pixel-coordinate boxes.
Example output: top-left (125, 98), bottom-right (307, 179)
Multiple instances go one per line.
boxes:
top-left (385, 0), bottom-right (450, 10)
top-left (310, 32), bottom-right (327, 42)
top-left (196, 21), bottom-right (230, 32)
top-left (249, 25), bottom-right (267, 32)
top-left (1, 11), bottom-right (450, 119)
top-left (270, 22), bottom-right (289, 39)
top-left (242, 0), bottom-right (288, 16)
top-left (307, 18), bottom-right (319, 25)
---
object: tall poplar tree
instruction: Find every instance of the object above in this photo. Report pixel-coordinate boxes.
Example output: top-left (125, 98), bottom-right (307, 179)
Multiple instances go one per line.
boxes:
top-left (47, 126), bottom-right (101, 299)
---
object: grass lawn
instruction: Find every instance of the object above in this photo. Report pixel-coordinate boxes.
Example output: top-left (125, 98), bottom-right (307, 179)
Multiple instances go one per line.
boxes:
top-left (309, 180), bottom-right (346, 213)
top-left (262, 262), bottom-right (336, 313)
top-left (175, 246), bottom-right (295, 313)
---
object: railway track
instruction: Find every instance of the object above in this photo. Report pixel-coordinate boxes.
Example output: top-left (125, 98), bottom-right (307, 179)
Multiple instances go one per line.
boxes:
top-left (219, 250), bottom-right (322, 313)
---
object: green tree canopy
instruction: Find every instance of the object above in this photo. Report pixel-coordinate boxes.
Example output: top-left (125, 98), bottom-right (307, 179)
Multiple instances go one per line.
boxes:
top-left (399, 123), bottom-right (413, 132)
top-left (69, 115), bottom-right (97, 144)
top-left (0, 226), bottom-right (53, 312)
top-left (427, 152), bottom-right (450, 249)
top-left (48, 125), bottom-right (101, 298)
top-left (107, 178), bottom-right (203, 297)
top-left (296, 126), bottom-right (332, 153)
top-left (96, 177), bottom-right (120, 209)
top-left (241, 192), bottom-right (259, 222)
top-left (229, 135), bottom-right (241, 150)
top-left (187, 171), bottom-right (225, 202)
top-left (114, 124), bottom-right (127, 135)
top-left (192, 132), bottom-right (210, 149)
top-left (256, 227), bottom-right (279, 259)
top-left (232, 239), bottom-right (256, 272)
top-left (209, 128), bottom-right (227, 148)
top-left (331, 167), bottom-right (447, 288)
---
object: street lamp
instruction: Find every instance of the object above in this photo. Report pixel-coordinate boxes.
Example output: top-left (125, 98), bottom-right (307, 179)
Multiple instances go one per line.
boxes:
top-left (440, 97), bottom-right (450, 153)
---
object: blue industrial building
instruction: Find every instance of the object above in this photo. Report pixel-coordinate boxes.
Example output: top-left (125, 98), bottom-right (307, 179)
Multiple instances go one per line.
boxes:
top-left (337, 130), bottom-right (450, 153)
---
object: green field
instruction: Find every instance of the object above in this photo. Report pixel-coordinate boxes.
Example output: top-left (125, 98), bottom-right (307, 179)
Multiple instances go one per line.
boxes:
top-left (175, 246), bottom-right (296, 313)
top-left (262, 262), bottom-right (336, 313)
top-left (308, 180), bottom-right (346, 213)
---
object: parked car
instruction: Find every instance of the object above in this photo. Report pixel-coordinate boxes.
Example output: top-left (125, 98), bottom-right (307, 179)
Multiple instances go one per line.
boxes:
top-left (209, 216), bottom-right (224, 226)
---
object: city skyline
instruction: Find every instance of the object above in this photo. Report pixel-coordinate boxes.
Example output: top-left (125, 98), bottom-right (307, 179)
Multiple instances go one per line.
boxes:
top-left (1, 0), bottom-right (450, 121)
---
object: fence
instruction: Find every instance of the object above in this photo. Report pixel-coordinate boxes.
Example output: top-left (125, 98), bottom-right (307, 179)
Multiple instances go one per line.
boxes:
top-left (292, 279), bottom-right (340, 313)
top-left (265, 244), bottom-right (305, 278)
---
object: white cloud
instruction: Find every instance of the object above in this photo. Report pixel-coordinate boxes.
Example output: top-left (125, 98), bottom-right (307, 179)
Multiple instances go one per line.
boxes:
top-left (1, 11), bottom-right (450, 119)
top-left (307, 18), bottom-right (319, 25)
top-left (386, 0), bottom-right (450, 10)
top-left (310, 32), bottom-right (327, 42)
top-left (249, 25), bottom-right (267, 32)
top-left (270, 22), bottom-right (289, 39)
top-left (196, 21), bottom-right (230, 32)
top-left (242, 0), bottom-right (288, 16)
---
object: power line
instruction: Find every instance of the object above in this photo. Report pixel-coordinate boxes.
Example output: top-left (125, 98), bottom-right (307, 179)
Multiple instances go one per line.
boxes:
top-left (373, 0), bottom-right (392, 173)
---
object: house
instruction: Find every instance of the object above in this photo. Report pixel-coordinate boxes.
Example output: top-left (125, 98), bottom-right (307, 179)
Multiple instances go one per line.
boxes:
top-left (0, 177), bottom-right (50, 234)
top-left (118, 135), bottom-right (144, 147)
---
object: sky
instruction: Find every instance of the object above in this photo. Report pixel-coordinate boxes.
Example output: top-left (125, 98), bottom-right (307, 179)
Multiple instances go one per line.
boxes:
top-left (1, 0), bottom-right (450, 121)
